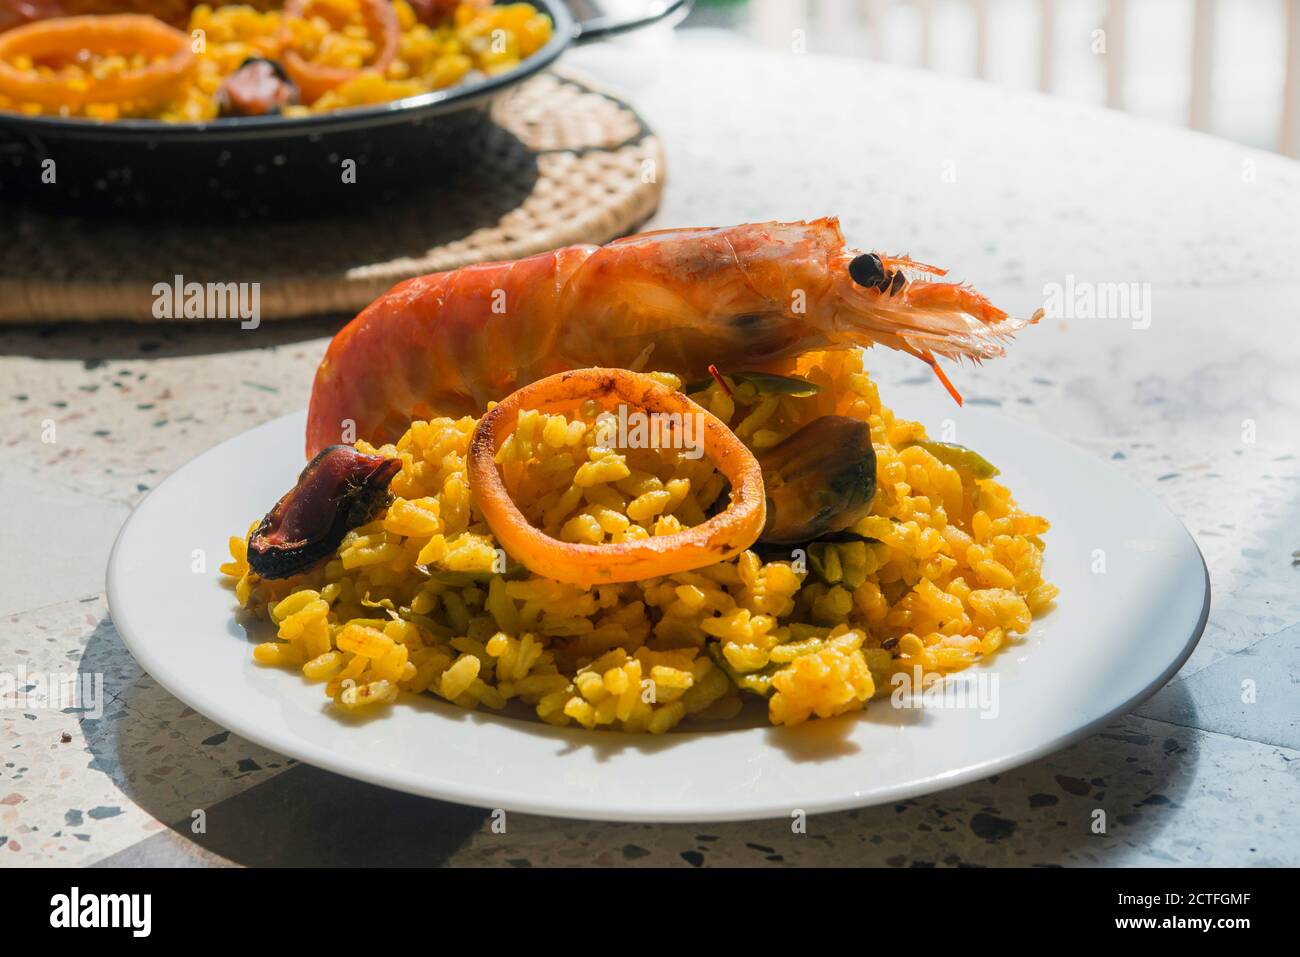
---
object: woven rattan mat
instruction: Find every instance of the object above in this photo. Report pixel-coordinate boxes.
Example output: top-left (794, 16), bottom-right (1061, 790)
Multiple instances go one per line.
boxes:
top-left (0, 68), bottom-right (664, 323)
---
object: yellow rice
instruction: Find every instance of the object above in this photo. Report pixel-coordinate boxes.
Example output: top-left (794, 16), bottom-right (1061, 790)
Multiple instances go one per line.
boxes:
top-left (223, 351), bottom-right (1057, 733)
top-left (0, 0), bottom-right (552, 121)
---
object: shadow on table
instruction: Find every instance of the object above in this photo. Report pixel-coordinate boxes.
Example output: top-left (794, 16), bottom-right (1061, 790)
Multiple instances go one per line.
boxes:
top-left (78, 613), bottom-right (491, 866)
top-left (0, 314), bottom-right (349, 361)
top-left (78, 609), bottom-right (1206, 866)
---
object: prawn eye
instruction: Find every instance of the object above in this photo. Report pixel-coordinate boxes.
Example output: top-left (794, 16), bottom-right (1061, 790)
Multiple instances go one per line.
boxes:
top-left (848, 253), bottom-right (888, 290)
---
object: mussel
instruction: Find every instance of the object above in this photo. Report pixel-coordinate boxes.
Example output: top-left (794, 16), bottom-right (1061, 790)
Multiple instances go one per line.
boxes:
top-left (216, 57), bottom-right (299, 118)
top-left (755, 415), bottom-right (877, 545)
top-left (247, 445), bottom-right (401, 580)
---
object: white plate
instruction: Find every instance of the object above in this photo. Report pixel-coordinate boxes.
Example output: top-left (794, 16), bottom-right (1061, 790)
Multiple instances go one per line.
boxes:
top-left (106, 399), bottom-right (1209, 822)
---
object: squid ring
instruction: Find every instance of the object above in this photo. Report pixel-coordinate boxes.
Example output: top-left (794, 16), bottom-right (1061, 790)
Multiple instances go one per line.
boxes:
top-left (468, 368), bottom-right (767, 586)
top-left (280, 0), bottom-right (400, 104)
top-left (0, 15), bottom-right (195, 110)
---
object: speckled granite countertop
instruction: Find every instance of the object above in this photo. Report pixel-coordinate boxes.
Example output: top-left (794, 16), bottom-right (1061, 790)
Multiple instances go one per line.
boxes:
top-left (2, 34), bottom-right (1298, 867)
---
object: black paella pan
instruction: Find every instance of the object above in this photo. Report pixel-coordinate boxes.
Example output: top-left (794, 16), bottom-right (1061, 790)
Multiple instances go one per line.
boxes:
top-left (0, 0), bottom-right (688, 218)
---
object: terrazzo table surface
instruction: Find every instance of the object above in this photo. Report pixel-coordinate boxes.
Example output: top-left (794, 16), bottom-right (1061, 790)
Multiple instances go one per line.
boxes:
top-left (3, 33), bottom-right (1299, 867)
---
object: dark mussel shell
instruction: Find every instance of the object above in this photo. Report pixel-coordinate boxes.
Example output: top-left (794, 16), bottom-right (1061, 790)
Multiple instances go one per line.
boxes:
top-left (756, 415), bottom-right (877, 545)
top-left (247, 445), bottom-right (401, 580)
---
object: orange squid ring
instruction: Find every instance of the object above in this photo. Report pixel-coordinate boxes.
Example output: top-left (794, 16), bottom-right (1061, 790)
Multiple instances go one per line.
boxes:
top-left (280, 0), bottom-right (400, 104)
top-left (0, 15), bottom-right (195, 110)
top-left (468, 369), bottom-right (767, 587)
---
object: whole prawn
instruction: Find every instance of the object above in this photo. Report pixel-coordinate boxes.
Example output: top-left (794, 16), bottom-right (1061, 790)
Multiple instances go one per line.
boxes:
top-left (306, 217), bottom-right (1040, 456)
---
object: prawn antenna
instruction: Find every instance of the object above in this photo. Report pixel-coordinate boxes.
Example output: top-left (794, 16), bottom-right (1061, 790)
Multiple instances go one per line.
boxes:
top-left (923, 351), bottom-right (964, 406)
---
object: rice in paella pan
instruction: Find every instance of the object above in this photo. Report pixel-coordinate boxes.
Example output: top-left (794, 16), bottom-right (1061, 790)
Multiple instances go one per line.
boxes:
top-left (0, 0), bottom-right (552, 121)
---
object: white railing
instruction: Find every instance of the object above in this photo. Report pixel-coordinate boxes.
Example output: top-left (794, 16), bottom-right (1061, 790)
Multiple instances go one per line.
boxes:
top-left (733, 0), bottom-right (1300, 156)
top-left (1283, 0), bottom-right (1300, 154)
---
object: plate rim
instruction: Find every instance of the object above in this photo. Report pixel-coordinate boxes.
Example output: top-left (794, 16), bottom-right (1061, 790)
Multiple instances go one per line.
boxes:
top-left (105, 408), bottom-right (1211, 823)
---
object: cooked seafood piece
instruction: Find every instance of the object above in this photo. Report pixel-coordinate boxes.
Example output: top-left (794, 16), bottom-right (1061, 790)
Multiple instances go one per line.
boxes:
top-left (468, 368), bottom-right (767, 585)
top-left (216, 57), bottom-right (298, 117)
top-left (248, 445), bottom-right (400, 579)
top-left (307, 217), bottom-right (1041, 457)
top-left (755, 415), bottom-right (877, 544)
